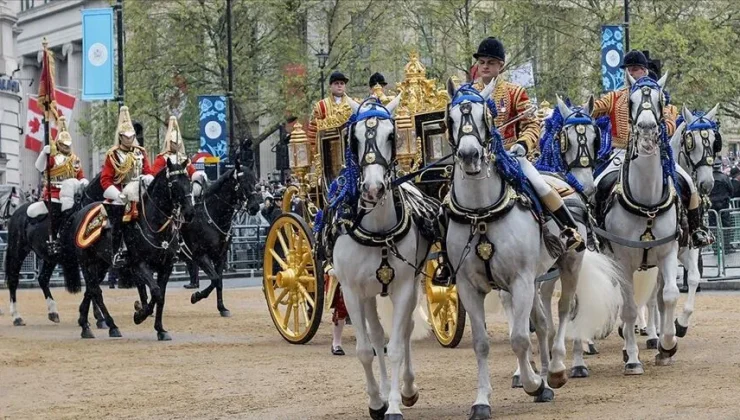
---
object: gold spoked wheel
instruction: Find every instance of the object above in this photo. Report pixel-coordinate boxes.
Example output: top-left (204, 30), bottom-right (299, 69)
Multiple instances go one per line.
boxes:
top-left (281, 185), bottom-right (301, 213)
top-left (424, 244), bottom-right (466, 348)
top-left (263, 213), bottom-right (324, 344)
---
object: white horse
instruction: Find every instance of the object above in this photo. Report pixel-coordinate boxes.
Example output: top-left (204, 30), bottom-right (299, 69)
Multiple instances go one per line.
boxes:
top-left (594, 73), bottom-right (681, 374)
top-left (444, 80), bottom-right (618, 419)
top-left (640, 104), bottom-right (721, 345)
top-left (331, 95), bottom-right (431, 420)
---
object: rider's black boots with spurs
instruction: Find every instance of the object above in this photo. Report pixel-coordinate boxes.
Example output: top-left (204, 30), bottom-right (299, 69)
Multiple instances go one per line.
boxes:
top-left (551, 205), bottom-right (585, 252)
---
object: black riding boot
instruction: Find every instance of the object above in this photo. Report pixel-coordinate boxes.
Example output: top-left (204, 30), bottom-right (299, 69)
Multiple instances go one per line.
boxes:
top-left (551, 206), bottom-right (585, 252)
top-left (688, 207), bottom-right (713, 248)
top-left (105, 204), bottom-right (127, 269)
top-left (47, 202), bottom-right (63, 255)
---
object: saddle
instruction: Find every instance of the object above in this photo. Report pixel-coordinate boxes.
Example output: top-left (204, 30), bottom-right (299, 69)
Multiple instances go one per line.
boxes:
top-left (540, 171), bottom-right (577, 199)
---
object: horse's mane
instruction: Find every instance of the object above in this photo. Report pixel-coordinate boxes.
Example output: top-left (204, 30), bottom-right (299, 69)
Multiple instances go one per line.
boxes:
top-left (204, 169), bottom-right (236, 197)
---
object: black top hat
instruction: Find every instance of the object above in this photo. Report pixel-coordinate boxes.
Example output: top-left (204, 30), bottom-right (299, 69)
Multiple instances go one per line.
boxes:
top-left (368, 72), bottom-right (387, 87)
top-left (329, 71), bottom-right (349, 84)
top-left (620, 50), bottom-right (649, 69)
top-left (473, 37), bottom-right (505, 62)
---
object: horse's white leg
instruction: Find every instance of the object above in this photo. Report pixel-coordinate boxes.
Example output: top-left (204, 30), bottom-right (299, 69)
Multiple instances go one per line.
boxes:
top-left (386, 278), bottom-right (416, 416)
top-left (570, 339), bottom-right (589, 378)
top-left (538, 280), bottom-right (557, 353)
top-left (456, 279), bottom-right (492, 413)
top-left (656, 250), bottom-right (680, 366)
top-left (344, 288), bottom-right (385, 414)
top-left (10, 301), bottom-right (21, 324)
top-left (636, 304), bottom-right (646, 334)
top-left (676, 248), bottom-right (700, 336)
top-left (548, 262), bottom-right (579, 389)
top-left (509, 275), bottom-right (552, 402)
top-left (530, 290), bottom-right (550, 379)
top-left (364, 298), bottom-right (389, 399)
top-left (501, 290), bottom-right (524, 388)
top-left (645, 283), bottom-right (660, 349)
top-left (401, 298), bottom-right (419, 407)
top-left (618, 264), bottom-right (643, 375)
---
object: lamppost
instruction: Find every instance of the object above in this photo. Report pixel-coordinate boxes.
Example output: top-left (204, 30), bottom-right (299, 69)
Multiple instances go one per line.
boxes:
top-left (226, 0), bottom-right (236, 163)
top-left (624, 0), bottom-right (630, 51)
top-left (315, 45), bottom-right (329, 99)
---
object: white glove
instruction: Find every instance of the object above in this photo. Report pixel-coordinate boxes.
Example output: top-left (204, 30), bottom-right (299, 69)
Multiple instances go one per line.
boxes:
top-left (509, 143), bottom-right (527, 158)
top-left (42, 145), bottom-right (51, 155)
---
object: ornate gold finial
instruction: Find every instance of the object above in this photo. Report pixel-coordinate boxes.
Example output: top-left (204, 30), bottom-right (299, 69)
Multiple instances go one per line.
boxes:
top-left (536, 100), bottom-right (552, 119)
top-left (404, 50), bottom-right (426, 80)
top-left (396, 51), bottom-right (449, 115)
top-left (396, 107), bottom-right (413, 129)
top-left (291, 122), bottom-right (307, 143)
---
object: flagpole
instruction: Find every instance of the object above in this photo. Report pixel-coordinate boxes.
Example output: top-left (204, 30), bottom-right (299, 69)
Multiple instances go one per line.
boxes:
top-left (41, 39), bottom-right (54, 248)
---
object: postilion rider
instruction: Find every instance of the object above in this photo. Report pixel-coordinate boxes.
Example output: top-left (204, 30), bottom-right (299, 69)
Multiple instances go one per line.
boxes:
top-left (100, 105), bottom-right (154, 268)
top-left (592, 50), bottom-right (712, 248)
top-left (435, 37), bottom-right (585, 284)
top-left (32, 116), bottom-right (89, 252)
top-left (306, 70), bottom-right (353, 356)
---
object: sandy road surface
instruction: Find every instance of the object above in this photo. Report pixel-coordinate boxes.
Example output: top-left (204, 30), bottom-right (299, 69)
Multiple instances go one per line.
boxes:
top-left (1, 287), bottom-right (738, 419)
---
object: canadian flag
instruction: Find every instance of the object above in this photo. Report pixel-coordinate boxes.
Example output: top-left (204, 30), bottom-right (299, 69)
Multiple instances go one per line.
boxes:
top-left (24, 89), bottom-right (76, 153)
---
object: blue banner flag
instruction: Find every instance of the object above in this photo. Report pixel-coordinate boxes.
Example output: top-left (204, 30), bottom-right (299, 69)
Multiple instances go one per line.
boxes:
top-left (198, 95), bottom-right (228, 163)
top-left (601, 25), bottom-right (625, 92)
top-left (81, 8), bottom-right (115, 101)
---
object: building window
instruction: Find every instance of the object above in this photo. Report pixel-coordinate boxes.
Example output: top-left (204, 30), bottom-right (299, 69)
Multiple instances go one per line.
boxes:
top-left (21, 0), bottom-right (55, 12)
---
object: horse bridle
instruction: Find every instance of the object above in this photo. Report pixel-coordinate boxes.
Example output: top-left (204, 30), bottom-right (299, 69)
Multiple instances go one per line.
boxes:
top-left (559, 110), bottom-right (600, 170)
top-left (446, 87), bottom-right (492, 153)
top-left (629, 81), bottom-right (665, 139)
top-left (682, 117), bottom-right (719, 171)
top-left (349, 100), bottom-right (396, 206)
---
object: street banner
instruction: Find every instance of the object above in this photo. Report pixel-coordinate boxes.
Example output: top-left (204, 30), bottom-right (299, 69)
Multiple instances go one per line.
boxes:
top-left (81, 8), bottom-right (115, 101)
top-left (195, 95), bottom-right (228, 179)
top-left (601, 25), bottom-right (625, 92)
top-left (25, 89), bottom-right (76, 152)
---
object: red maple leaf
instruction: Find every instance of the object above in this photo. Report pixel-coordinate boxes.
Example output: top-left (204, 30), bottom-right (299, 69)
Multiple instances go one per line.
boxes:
top-left (29, 117), bottom-right (41, 134)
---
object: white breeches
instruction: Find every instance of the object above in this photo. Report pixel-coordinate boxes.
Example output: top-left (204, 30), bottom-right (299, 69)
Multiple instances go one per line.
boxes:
top-left (516, 156), bottom-right (553, 197)
top-left (595, 149), bottom-right (696, 194)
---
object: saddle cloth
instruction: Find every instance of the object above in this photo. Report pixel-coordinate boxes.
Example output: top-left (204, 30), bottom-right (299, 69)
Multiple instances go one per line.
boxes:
top-left (75, 202), bottom-right (138, 249)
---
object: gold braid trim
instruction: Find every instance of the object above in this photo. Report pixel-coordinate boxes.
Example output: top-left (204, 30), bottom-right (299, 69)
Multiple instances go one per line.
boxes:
top-left (47, 153), bottom-right (78, 182)
top-left (107, 147), bottom-right (138, 185)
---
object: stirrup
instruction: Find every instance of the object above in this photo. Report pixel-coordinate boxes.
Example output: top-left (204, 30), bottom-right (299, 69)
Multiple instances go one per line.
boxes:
top-left (691, 229), bottom-right (714, 248)
top-left (561, 227), bottom-right (585, 252)
top-left (112, 250), bottom-right (128, 268)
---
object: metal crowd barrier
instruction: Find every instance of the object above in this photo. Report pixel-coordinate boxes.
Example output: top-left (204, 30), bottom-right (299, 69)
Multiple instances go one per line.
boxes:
top-left (0, 224), bottom-right (269, 287)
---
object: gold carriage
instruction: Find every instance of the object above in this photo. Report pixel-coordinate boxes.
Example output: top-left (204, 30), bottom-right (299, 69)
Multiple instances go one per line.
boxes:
top-left (262, 52), bottom-right (467, 348)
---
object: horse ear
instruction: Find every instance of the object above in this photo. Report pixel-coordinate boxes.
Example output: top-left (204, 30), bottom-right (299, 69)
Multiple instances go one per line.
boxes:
top-left (556, 95), bottom-right (570, 118)
top-left (670, 122), bottom-right (684, 162)
top-left (682, 105), bottom-right (695, 126)
top-left (347, 97), bottom-right (360, 113)
top-left (166, 156), bottom-right (175, 171)
top-left (447, 77), bottom-right (456, 100)
top-left (479, 77), bottom-right (496, 100)
top-left (657, 71), bottom-right (668, 89)
top-left (586, 95), bottom-right (595, 116)
top-left (386, 92), bottom-right (402, 114)
top-left (705, 103), bottom-right (720, 121)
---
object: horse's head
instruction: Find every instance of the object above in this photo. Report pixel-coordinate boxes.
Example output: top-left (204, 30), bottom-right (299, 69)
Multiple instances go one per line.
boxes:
top-left (627, 72), bottom-right (668, 155)
top-left (162, 158), bottom-right (194, 216)
top-left (446, 78), bottom-right (496, 176)
top-left (233, 157), bottom-right (261, 216)
top-left (678, 104), bottom-right (721, 195)
top-left (347, 95), bottom-right (401, 204)
top-left (555, 95), bottom-right (602, 196)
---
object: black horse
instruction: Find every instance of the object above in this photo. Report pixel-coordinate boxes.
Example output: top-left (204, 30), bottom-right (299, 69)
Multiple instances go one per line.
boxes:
top-left (3, 179), bottom-right (110, 327)
top-left (183, 157), bottom-right (261, 316)
top-left (61, 159), bottom-right (193, 340)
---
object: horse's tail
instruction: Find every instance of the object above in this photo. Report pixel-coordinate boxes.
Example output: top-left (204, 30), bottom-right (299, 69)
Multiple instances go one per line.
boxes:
top-left (567, 250), bottom-right (624, 341)
top-left (376, 286), bottom-right (431, 342)
top-left (633, 267), bottom-right (658, 307)
top-left (60, 258), bottom-right (82, 294)
top-left (4, 205), bottom-right (30, 283)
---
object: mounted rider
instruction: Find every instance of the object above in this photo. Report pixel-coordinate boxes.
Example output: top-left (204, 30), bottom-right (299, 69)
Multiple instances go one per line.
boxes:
top-left (100, 106), bottom-right (154, 268)
top-left (368, 72), bottom-right (394, 105)
top-left (152, 116), bottom-right (207, 195)
top-left (434, 37), bottom-right (585, 284)
top-left (306, 70), bottom-right (353, 356)
top-left (592, 50), bottom-right (712, 248)
top-left (32, 115), bottom-right (88, 251)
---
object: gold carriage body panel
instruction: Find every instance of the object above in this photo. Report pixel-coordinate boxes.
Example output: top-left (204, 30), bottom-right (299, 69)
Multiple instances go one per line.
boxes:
top-left (316, 126), bottom-right (347, 185)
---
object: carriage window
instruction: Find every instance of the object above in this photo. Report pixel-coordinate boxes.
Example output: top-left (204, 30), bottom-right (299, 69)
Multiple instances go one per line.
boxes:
top-left (427, 134), bottom-right (448, 159)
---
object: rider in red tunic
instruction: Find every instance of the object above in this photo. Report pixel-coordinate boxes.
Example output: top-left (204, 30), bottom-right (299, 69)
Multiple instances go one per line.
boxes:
top-left (152, 116), bottom-right (197, 178)
top-left (100, 105), bottom-right (153, 267)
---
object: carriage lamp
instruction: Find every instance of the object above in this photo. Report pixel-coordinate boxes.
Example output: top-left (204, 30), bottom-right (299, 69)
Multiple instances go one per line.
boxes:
top-left (395, 107), bottom-right (417, 173)
top-left (289, 123), bottom-right (311, 178)
top-left (536, 100), bottom-right (552, 120)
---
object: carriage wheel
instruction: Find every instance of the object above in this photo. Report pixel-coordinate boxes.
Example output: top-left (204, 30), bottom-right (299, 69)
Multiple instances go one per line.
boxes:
top-left (424, 244), bottom-right (466, 348)
top-left (281, 185), bottom-right (301, 213)
top-left (263, 213), bottom-right (324, 344)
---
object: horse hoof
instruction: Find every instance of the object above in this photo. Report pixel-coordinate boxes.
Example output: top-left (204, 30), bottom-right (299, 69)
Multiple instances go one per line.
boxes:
top-left (157, 331), bottom-right (172, 341)
top-left (190, 293), bottom-right (199, 304)
top-left (618, 326), bottom-right (623, 339)
top-left (383, 414), bottom-right (403, 420)
top-left (219, 309), bottom-right (232, 318)
top-left (624, 362), bottom-right (644, 375)
top-left (526, 380), bottom-right (553, 402)
top-left (646, 338), bottom-right (658, 349)
top-left (511, 375), bottom-right (523, 388)
top-left (109, 327), bottom-right (122, 338)
top-left (401, 391), bottom-right (419, 407)
top-left (675, 319), bottom-right (688, 338)
top-left (13, 317), bottom-right (25, 326)
top-left (655, 353), bottom-right (674, 366)
top-left (622, 349), bottom-right (629, 363)
top-left (48, 312), bottom-right (60, 323)
top-left (134, 301), bottom-right (142, 312)
top-left (468, 404), bottom-right (492, 420)
top-left (569, 366), bottom-right (589, 378)
top-left (547, 370), bottom-right (568, 389)
top-left (81, 328), bottom-right (95, 339)
top-left (368, 403), bottom-right (388, 420)
top-left (639, 328), bottom-right (648, 336)
top-left (96, 320), bottom-right (108, 330)
top-left (585, 343), bottom-right (599, 355)
top-left (133, 311), bottom-right (146, 325)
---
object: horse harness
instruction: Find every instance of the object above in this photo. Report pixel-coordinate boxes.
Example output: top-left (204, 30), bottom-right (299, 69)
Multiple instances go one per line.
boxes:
top-left (559, 110), bottom-right (601, 170)
top-left (135, 168), bottom-right (187, 252)
top-left (681, 117), bottom-right (721, 171)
